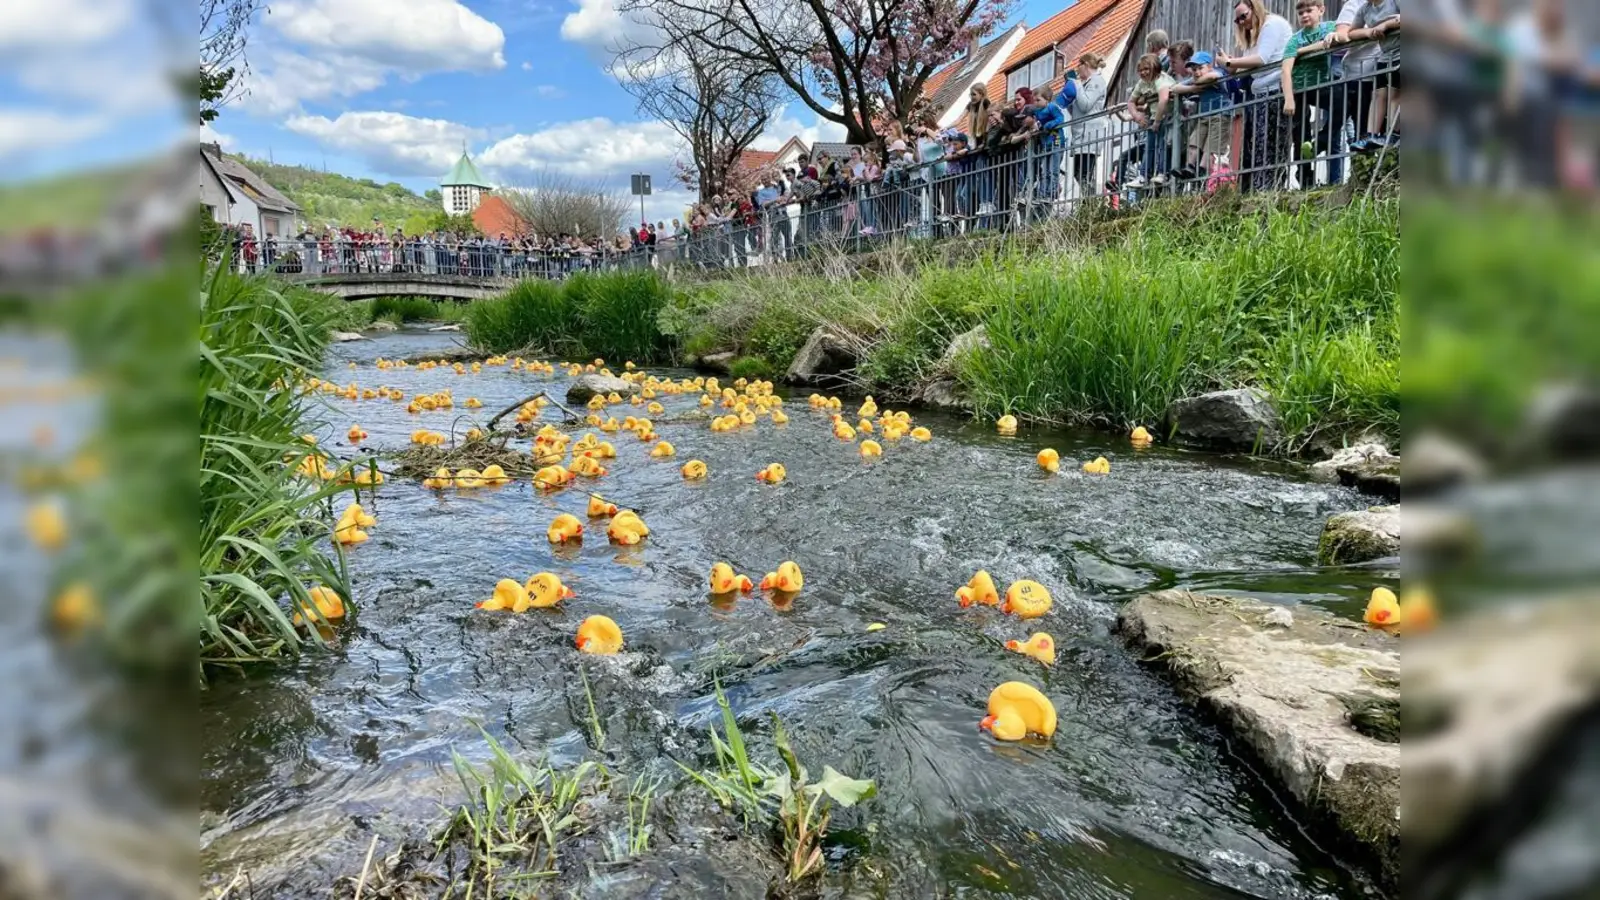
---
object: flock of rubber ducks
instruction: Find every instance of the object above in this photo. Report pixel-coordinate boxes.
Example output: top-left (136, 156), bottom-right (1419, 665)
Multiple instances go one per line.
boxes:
top-left (289, 354), bottom-right (1419, 745)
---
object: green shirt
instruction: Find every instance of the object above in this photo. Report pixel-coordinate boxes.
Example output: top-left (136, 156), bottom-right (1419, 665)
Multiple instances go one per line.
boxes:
top-left (1284, 22), bottom-right (1338, 92)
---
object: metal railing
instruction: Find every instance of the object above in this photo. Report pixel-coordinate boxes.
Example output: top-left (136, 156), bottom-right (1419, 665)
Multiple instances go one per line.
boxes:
top-left (225, 42), bottom-right (1405, 282)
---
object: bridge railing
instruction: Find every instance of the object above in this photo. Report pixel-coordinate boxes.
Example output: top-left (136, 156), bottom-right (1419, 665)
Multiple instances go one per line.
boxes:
top-left (223, 237), bottom-right (661, 280)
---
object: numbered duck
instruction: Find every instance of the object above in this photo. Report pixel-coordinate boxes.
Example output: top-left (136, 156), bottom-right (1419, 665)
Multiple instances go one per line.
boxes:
top-left (1000, 580), bottom-right (1052, 619)
top-left (524, 572), bottom-right (575, 608)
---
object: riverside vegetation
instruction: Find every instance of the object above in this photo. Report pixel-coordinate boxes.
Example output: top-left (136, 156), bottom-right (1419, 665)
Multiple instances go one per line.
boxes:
top-left (462, 197), bottom-right (1400, 453)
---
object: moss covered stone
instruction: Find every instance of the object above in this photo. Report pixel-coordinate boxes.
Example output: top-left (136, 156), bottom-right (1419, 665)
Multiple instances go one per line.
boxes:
top-left (1318, 505), bottom-right (1400, 565)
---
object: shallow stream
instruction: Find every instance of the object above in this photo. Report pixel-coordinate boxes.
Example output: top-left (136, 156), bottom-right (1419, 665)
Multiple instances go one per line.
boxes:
top-left (198, 330), bottom-right (1393, 898)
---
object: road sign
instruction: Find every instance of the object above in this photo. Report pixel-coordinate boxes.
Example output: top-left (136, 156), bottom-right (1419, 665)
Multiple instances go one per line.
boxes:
top-left (630, 174), bottom-right (652, 196)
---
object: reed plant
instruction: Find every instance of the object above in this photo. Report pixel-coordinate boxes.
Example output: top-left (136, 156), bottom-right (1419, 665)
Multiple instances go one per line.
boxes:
top-left (466, 270), bottom-right (670, 361)
top-left (369, 295), bottom-right (465, 324)
top-left (199, 266), bottom-right (358, 672)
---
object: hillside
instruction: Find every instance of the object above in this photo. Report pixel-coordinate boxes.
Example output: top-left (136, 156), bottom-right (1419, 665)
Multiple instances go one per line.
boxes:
top-left (230, 155), bottom-right (440, 232)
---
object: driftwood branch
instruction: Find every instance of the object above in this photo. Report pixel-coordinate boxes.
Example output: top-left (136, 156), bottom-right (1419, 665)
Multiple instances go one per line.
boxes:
top-left (486, 391), bottom-right (581, 431)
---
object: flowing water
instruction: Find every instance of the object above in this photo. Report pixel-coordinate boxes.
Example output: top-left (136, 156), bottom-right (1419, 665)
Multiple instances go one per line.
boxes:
top-left (198, 330), bottom-right (1395, 898)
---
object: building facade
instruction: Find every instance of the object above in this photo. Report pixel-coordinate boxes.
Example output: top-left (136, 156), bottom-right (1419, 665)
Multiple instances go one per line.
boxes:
top-left (441, 151), bottom-right (495, 216)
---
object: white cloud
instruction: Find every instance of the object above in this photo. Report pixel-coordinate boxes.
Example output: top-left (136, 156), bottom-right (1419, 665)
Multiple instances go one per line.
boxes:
top-left (284, 111), bottom-right (486, 176)
top-left (0, 0), bottom-right (131, 50)
top-left (521, 61), bottom-right (533, 71)
top-left (479, 117), bottom-right (682, 181)
top-left (752, 105), bottom-right (849, 152)
top-left (199, 122), bottom-right (236, 150)
top-left (269, 0), bottom-right (506, 71)
top-left (559, 0), bottom-right (656, 62)
top-left (0, 110), bottom-right (108, 164)
top-left (243, 0), bottom-right (507, 114)
top-left (535, 85), bottom-right (566, 99)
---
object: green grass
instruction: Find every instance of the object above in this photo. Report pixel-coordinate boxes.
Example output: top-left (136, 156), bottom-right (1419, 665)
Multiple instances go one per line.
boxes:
top-left (466, 270), bottom-right (671, 361)
top-left (727, 356), bottom-right (775, 381)
top-left (370, 295), bottom-right (466, 324)
top-left (199, 264), bottom-right (367, 673)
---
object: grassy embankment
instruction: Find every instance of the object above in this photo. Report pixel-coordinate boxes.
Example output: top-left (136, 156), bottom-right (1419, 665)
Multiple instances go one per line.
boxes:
top-left (323, 295), bottom-right (470, 333)
top-left (463, 197), bottom-right (1397, 452)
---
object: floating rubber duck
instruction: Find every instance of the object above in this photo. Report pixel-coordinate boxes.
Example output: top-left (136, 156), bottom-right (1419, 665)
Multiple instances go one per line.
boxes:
top-left (524, 572), bottom-right (575, 608)
top-left (477, 578), bottom-right (528, 611)
top-left (481, 464), bottom-right (511, 485)
top-left (1005, 632), bottom-right (1056, 666)
top-left (858, 418), bottom-right (874, 434)
top-left (333, 503), bottom-right (374, 544)
top-left (24, 501), bottom-right (67, 552)
top-left (834, 421), bottom-right (857, 441)
top-left (756, 463), bottom-right (787, 484)
top-left (709, 562), bottom-right (755, 595)
top-left (1400, 585), bottom-right (1437, 633)
top-left (1363, 587), bottom-right (1402, 630)
top-left (859, 440), bottom-right (882, 458)
top-left (464, 397), bottom-right (482, 408)
top-left (699, 395), bottom-right (714, 407)
top-left (466, 427), bottom-right (485, 441)
top-left (681, 459), bottom-right (708, 479)
top-left (348, 425), bottom-right (368, 443)
top-left (1081, 457), bottom-right (1110, 475)
top-left (1130, 426), bottom-right (1153, 449)
top-left (587, 495), bottom-right (619, 517)
top-left (570, 456), bottom-right (608, 477)
top-left (650, 441), bottom-right (676, 458)
top-left (1037, 448), bottom-right (1060, 473)
top-left (454, 468), bottom-right (486, 489)
top-left (423, 467), bottom-right (453, 489)
top-left (292, 586), bottom-right (346, 626)
top-left (980, 682), bottom-right (1057, 741)
top-left (534, 465), bottom-right (574, 490)
top-left (1001, 580), bottom-right (1052, 619)
top-left (997, 415), bottom-right (1018, 435)
top-left (859, 396), bottom-right (878, 418)
top-left (353, 468), bottom-right (384, 486)
top-left (576, 615), bottom-right (624, 654)
top-left (548, 513), bottom-right (584, 543)
top-left (51, 582), bottom-right (100, 634)
top-left (647, 402), bottom-right (664, 415)
top-left (759, 560), bottom-right (804, 593)
top-left (607, 510), bottom-right (649, 545)
top-left (956, 570), bottom-right (1000, 608)
top-left (910, 426), bottom-right (932, 442)
top-left (771, 409), bottom-right (789, 425)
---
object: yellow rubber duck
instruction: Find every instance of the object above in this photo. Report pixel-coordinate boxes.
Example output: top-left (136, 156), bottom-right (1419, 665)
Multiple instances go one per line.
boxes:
top-left (956, 570), bottom-right (1000, 608)
top-left (980, 682), bottom-right (1057, 741)
top-left (682, 459), bottom-right (708, 479)
top-left (534, 465), bottom-right (573, 490)
top-left (481, 464), bottom-right (511, 485)
top-left (699, 394), bottom-right (714, 407)
top-left (650, 441), bottom-right (676, 458)
top-left (910, 426), bottom-right (932, 442)
top-left (710, 562), bottom-right (755, 595)
top-left (607, 510), bottom-right (649, 545)
top-left (466, 427), bottom-right (485, 441)
top-left (1001, 580), bottom-right (1052, 619)
top-left (570, 456), bottom-right (607, 477)
top-left (1037, 448), bottom-right (1060, 473)
top-left (465, 397), bottom-right (483, 408)
top-left (587, 495), bottom-right (619, 517)
top-left (477, 578), bottom-right (528, 611)
top-left (51, 582), bottom-right (100, 634)
top-left (423, 467), bottom-right (453, 489)
top-left (1400, 585), bottom-right (1437, 633)
top-left (454, 468), bottom-right (486, 488)
top-left (1363, 587), bottom-right (1402, 630)
top-left (834, 421), bottom-right (857, 441)
top-left (548, 513), bottom-right (584, 543)
top-left (352, 468), bottom-right (384, 487)
top-left (1082, 457), bottom-right (1110, 475)
top-left (524, 572), bottom-right (575, 608)
top-left (859, 439), bottom-right (882, 457)
top-left (759, 560), bottom-right (804, 593)
top-left (1005, 632), bottom-right (1056, 666)
top-left (858, 418), bottom-right (874, 434)
top-left (756, 463), bottom-right (787, 484)
top-left (647, 401), bottom-right (664, 415)
top-left (292, 585), bottom-right (346, 626)
top-left (997, 415), bottom-right (1018, 435)
top-left (347, 425), bottom-right (368, 442)
top-left (1130, 425), bottom-right (1153, 449)
top-left (576, 615), bottom-right (624, 654)
top-left (24, 501), bottom-right (67, 552)
top-left (859, 396), bottom-right (878, 418)
top-left (771, 409), bottom-right (789, 425)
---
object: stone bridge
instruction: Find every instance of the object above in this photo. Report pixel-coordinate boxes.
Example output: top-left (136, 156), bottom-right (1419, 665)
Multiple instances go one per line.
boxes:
top-left (281, 272), bottom-right (515, 301)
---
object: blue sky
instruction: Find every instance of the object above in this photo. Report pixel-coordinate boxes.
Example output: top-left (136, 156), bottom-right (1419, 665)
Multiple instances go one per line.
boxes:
top-left (3, 0), bottom-right (1071, 225)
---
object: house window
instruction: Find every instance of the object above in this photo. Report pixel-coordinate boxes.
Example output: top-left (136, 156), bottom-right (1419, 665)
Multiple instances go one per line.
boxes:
top-left (1007, 53), bottom-right (1057, 99)
top-left (264, 215), bottom-right (280, 235)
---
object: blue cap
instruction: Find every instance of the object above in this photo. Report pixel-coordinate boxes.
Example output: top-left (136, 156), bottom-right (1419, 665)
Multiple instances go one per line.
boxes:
top-left (1191, 51), bottom-right (1214, 66)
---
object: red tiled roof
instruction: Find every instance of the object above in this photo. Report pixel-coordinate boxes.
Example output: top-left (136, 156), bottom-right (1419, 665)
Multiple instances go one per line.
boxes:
top-left (472, 195), bottom-right (524, 236)
top-left (734, 148), bottom-right (779, 171)
top-left (985, 0), bottom-right (1145, 103)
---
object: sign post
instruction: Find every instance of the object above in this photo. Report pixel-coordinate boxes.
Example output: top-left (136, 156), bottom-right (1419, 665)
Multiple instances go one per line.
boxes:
top-left (629, 173), bottom-right (651, 228)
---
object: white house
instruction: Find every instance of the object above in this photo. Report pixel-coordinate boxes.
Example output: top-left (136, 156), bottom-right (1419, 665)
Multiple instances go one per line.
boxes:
top-left (441, 151), bottom-right (494, 216)
top-left (928, 24), bottom-right (1029, 129)
top-left (199, 142), bottom-right (301, 236)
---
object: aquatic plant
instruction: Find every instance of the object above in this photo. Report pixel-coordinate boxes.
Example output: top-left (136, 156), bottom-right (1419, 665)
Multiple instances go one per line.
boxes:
top-left (369, 294), bottom-right (467, 324)
top-left (466, 270), bottom-right (671, 361)
top-left (680, 682), bottom-right (876, 883)
top-left (443, 729), bottom-right (598, 890)
top-left (200, 266), bottom-right (363, 672)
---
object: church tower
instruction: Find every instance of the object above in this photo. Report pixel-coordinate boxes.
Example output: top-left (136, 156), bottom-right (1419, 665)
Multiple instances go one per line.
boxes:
top-left (440, 150), bottom-right (493, 216)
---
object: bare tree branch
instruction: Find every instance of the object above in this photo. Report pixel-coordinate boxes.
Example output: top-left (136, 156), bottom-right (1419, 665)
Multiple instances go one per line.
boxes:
top-left (498, 172), bottom-right (633, 241)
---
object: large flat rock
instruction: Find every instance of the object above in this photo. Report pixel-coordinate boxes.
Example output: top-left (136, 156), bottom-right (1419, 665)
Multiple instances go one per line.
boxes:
top-left (566, 373), bottom-right (638, 404)
top-left (1319, 504), bottom-right (1401, 565)
top-left (1115, 591), bottom-right (1399, 890)
top-left (1163, 388), bottom-right (1284, 451)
